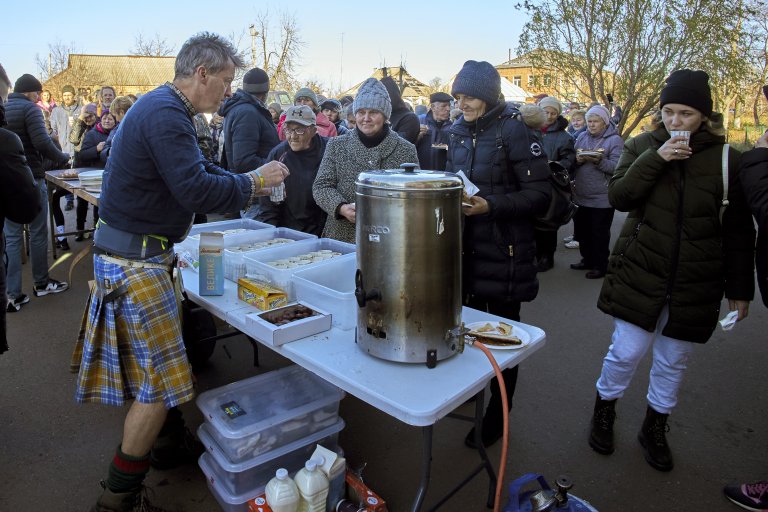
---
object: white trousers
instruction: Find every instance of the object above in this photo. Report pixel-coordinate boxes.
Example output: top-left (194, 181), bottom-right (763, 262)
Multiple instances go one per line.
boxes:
top-left (596, 307), bottom-right (695, 414)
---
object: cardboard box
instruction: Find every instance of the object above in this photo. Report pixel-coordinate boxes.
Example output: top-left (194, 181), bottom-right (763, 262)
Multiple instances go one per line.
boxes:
top-left (237, 277), bottom-right (288, 311)
top-left (199, 232), bottom-right (224, 296)
top-left (346, 470), bottom-right (388, 511)
top-left (246, 302), bottom-right (331, 346)
top-left (247, 494), bottom-right (273, 512)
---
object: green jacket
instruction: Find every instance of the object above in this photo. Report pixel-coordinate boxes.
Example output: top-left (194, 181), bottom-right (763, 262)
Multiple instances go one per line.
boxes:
top-left (597, 126), bottom-right (755, 343)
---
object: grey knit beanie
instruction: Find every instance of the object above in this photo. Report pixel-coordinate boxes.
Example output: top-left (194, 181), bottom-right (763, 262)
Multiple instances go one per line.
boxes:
top-left (450, 60), bottom-right (500, 106)
top-left (294, 87), bottom-right (319, 107)
top-left (538, 96), bottom-right (562, 115)
top-left (352, 78), bottom-right (392, 120)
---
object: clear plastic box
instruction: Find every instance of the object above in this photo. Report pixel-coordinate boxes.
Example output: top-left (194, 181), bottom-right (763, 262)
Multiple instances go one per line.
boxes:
top-left (223, 228), bottom-right (316, 281)
top-left (195, 365), bottom-right (345, 464)
top-left (243, 238), bottom-right (355, 300)
top-left (198, 418), bottom-right (344, 495)
top-left (292, 257), bottom-right (358, 331)
top-left (188, 219), bottom-right (273, 238)
top-left (178, 220), bottom-right (275, 264)
top-left (199, 452), bottom-right (265, 512)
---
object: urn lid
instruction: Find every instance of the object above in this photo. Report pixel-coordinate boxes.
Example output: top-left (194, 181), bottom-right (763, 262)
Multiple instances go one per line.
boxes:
top-left (356, 163), bottom-right (463, 190)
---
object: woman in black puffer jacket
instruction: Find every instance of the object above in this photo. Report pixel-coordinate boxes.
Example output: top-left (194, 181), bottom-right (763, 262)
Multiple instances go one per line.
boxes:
top-left (446, 60), bottom-right (551, 449)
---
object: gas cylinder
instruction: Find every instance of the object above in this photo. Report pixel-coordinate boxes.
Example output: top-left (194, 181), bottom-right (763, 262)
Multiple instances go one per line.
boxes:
top-left (504, 474), bottom-right (598, 512)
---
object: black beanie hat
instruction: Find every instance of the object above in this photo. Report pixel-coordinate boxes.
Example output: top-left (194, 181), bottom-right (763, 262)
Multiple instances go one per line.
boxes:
top-left (659, 69), bottom-right (713, 117)
top-left (14, 73), bottom-right (42, 94)
top-left (242, 68), bottom-right (270, 94)
top-left (450, 60), bottom-right (501, 107)
top-left (430, 92), bottom-right (453, 104)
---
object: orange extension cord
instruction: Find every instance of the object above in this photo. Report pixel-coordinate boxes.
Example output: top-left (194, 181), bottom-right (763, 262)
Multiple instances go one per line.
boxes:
top-left (472, 341), bottom-right (509, 512)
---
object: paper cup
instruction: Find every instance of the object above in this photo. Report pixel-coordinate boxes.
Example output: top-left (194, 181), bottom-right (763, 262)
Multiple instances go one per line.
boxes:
top-left (670, 130), bottom-right (690, 146)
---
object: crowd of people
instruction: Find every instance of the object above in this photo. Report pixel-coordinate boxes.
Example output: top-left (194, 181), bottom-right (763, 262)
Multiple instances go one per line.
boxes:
top-left (1, 30), bottom-right (767, 511)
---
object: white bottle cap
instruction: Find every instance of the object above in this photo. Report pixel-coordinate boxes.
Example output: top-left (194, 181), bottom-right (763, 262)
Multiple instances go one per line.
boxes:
top-left (305, 460), bottom-right (317, 471)
top-left (276, 468), bottom-right (288, 479)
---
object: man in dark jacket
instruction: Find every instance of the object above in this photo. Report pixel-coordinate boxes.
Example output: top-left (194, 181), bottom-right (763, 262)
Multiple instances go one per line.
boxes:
top-left (258, 105), bottom-right (328, 235)
top-left (446, 60), bottom-right (551, 448)
top-left (723, 130), bottom-right (768, 510)
top-left (0, 63), bottom-right (41, 349)
top-left (221, 67), bottom-right (280, 218)
top-left (381, 75), bottom-right (420, 144)
top-left (4, 73), bottom-right (70, 311)
top-left (416, 92), bottom-right (453, 170)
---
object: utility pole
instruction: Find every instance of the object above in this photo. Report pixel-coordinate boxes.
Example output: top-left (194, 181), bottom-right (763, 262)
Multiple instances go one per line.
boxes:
top-left (249, 24), bottom-right (258, 67)
top-left (340, 32), bottom-right (344, 92)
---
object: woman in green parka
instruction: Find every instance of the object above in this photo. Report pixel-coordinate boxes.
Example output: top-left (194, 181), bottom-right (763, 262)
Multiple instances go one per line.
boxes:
top-left (587, 70), bottom-right (755, 472)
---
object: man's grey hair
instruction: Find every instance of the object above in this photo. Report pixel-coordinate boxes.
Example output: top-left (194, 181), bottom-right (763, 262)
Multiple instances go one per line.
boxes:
top-left (0, 63), bottom-right (10, 88)
top-left (174, 32), bottom-right (245, 79)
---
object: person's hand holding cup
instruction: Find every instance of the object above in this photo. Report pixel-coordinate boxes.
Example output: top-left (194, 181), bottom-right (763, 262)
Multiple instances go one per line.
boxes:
top-left (659, 131), bottom-right (692, 162)
top-left (250, 160), bottom-right (289, 191)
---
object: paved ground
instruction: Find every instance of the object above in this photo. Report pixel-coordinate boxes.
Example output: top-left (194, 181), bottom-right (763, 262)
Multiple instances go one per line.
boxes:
top-left (1, 211), bottom-right (765, 511)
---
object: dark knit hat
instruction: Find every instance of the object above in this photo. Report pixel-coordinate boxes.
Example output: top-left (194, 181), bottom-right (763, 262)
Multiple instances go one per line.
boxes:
top-left (14, 73), bottom-right (42, 93)
top-left (320, 98), bottom-right (342, 112)
top-left (242, 68), bottom-right (270, 94)
top-left (294, 87), bottom-right (319, 107)
top-left (62, 85), bottom-right (76, 95)
top-left (450, 60), bottom-right (500, 106)
top-left (430, 92), bottom-right (452, 104)
top-left (352, 78), bottom-right (392, 120)
top-left (660, 69), bottom-right (713, 116)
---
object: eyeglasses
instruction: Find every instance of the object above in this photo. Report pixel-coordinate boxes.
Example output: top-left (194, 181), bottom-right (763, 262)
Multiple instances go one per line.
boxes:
top-left (284, 127), bottom-right (309, 136)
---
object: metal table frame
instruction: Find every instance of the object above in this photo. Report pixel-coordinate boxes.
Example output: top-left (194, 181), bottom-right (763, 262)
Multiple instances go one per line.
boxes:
top-left (44, 168), bottom-right (101, 259)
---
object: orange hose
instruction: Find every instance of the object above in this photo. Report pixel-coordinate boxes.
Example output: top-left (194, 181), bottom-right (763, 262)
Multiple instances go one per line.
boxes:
top-left (472, 341), bottom-right (509, 512)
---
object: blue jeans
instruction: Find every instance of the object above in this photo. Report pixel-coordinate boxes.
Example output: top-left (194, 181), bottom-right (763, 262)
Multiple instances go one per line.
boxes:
top-left (4, 178), bottom-right (50, 297)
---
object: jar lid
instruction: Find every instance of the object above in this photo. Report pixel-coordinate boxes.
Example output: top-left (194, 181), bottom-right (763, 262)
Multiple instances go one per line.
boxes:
top-left (356, 166), bottom-right (463, 190)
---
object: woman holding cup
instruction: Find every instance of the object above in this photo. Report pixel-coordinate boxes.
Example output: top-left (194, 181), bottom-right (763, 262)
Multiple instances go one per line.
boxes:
top-left (587, 69), bottom-right (755, 472)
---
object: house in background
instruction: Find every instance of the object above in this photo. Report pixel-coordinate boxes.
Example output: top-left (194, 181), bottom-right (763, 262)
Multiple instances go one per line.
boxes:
top-left (497, 52), bottom-right (589, 104)
top-left (44, 54), bottom-right (176, 101)
top-left (343, 66), bottom-right (432, 106)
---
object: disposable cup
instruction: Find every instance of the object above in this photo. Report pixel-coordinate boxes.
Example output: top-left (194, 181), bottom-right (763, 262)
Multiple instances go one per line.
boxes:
top-left (670, 130), bottom-right (690, 146)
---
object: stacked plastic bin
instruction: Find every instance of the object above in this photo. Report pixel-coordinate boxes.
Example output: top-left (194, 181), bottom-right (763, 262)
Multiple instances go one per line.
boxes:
top-left (196, 365), bottom-right (345, 511)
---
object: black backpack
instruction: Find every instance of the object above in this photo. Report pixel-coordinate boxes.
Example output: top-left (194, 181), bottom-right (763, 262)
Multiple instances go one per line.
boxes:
top-left (495, 117), bottom-right (578, 231)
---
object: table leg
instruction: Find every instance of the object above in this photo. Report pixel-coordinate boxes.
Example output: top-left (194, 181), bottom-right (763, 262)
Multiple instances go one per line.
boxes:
top-left (473, 390), bottom-right (498, 508)
top-left (410, 424), bottom-right (433, 512)
top-left (48, 184), bottom-right (57, 259)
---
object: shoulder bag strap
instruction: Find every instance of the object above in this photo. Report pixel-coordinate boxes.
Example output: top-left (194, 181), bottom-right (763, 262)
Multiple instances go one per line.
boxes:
top-left (720, 143), bottom-right (729, 224)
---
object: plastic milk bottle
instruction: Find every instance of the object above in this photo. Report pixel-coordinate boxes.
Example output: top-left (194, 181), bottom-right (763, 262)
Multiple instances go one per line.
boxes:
top-left (265, 468), bottom-right (299, 512)
top-left (310, 445), bottom-right (346, 511)
top-left (294, 458), bottom-right (329, 512)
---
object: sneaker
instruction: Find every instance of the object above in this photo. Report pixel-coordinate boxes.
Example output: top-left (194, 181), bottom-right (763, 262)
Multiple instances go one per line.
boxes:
top-left (56, 238), bottom-right (71, 251)
top-left (724, 481), bottom-right (768, 511)
top-left (33, 279), bottom-right (69, 297)
top-left (563, 235), bottom-right (574, 243)
top-left (565, 240), bottom-right (580, 249)
top-left (6, 294), bottom-right (30, 313)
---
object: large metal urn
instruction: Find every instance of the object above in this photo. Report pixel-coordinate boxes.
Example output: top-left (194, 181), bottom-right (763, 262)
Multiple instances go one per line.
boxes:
top-left (354, 163), bottom-right (464, 367)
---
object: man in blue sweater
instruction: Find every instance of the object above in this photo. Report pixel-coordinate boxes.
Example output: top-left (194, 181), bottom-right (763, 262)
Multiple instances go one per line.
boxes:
top-left (73, 32), bottom-right (288, 512)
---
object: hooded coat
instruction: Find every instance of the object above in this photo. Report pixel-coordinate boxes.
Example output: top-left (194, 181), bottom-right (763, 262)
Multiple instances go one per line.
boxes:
top-left (381, 76), bottom-right (420, 144)
top-left (446, 101), bottom-right (551, 302)
top-left (540, 115), bottom-right (576, 172)
top-left (597, 124), bottom-right (755, 343)
top-left (739, 146), bottom-right (768, 307)
top-left (221, 89), bottom-right (280, 172)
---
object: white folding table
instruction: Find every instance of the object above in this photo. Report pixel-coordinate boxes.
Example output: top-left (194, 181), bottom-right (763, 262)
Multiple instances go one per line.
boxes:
top-left (181, 268), bottom-right (546, 510)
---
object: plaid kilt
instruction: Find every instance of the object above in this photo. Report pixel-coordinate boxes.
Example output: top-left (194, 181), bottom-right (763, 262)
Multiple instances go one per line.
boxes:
top-left (72, 251), bottom-right (194, 407)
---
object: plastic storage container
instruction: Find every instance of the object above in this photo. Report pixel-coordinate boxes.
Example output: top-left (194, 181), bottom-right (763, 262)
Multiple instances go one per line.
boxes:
top-left (179, 220), bottom-right (275, 264)
top-left (199, 451), bottom-right (265, 512)
top-left (223, 228), bottom-right (316, 281)
top-left (292, 257), bottom-right (357, 331)
top-left (198, 418), bottom-right (344, 496)
top-left (196, 365), bottom-right (345, 464)
top-left (243, 239), bottom-right (355, 300)
top-left (188, 219), bottom-right (274, 238)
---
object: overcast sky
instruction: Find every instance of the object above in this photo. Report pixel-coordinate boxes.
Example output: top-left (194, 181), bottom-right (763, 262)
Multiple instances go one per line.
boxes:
top-left (2, 0), bottom-right (528, 93)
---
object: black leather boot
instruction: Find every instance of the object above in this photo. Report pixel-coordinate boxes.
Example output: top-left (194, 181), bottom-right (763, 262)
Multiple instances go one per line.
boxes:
top-left (638, 405), bottom-right (674, 471)
top-left (465, 367), bottom-right (518, 449)
top-left (589, 393), bottom-right (617, 454)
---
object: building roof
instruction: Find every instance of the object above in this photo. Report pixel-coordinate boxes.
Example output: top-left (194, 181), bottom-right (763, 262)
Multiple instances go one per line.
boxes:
top-left (46, 54), bottom-right (176, 90)
top-left (343, 66), bottom-right (431, 100)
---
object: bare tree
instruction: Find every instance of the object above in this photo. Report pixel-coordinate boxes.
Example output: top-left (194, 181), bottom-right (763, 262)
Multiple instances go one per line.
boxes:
top-left (131, 32), bottom-right (176, 57)
top-left (518, 0), bottom-right (747, 137)
top-left (245, 9), bottom-right (306, 92)
top-left (425, 77), bottom-right (449, 97)
top-left (35, 40), bottom-right (78, 82)
top-left (36, 41), bottom-right (106, 101)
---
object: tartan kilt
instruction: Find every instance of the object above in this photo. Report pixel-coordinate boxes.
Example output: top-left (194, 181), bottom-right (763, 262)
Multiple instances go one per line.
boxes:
top-left (72, 251), bottom-right (194, 408)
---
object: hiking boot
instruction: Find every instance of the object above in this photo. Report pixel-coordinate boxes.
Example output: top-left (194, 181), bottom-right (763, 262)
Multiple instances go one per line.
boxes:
top-left (638, 405), bottom-right (674, 471)
top-left (90, 482), bottom-right (169, 512)
top-left (724, 480), bottom-right (768, 511)
top-left (33, 279), bottom-right (69, 297)
top-left (536, 257), bottom-right (554, 272)
top-left (6, 294), bottom-right (30, 313)
top-left (589, 393), bottom-right (617, 454)
top-left (150, 426), bottom-right (205, 470)
top-left (56, 238), bottom-right (71, 251)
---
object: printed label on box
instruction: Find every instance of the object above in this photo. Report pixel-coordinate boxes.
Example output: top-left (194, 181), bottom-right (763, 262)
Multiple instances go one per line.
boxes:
top-left (220, 400), bottom-right (246, 419)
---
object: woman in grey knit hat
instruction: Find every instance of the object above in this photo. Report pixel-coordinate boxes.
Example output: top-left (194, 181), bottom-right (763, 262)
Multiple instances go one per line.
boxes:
top-left (312, 78), bottom-right (418, 243)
